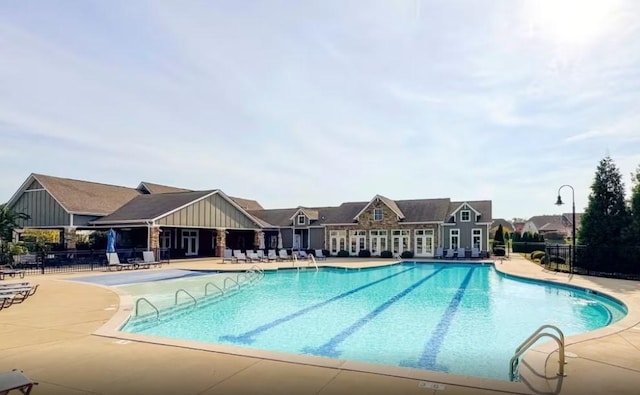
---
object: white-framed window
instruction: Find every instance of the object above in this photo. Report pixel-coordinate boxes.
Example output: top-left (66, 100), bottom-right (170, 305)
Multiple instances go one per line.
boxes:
top-left (472, 228), bottom-right (482, 250)
top-left (461, 210), bottom-right (471, 222)
top-left (373, 208), bottom-right (383, 221)
top-left (159, 229), bottom-right (171, 249)
top-left (297, 214), bottom-right (306, 225)
top-left (450, 229), bottom-right (460, 249)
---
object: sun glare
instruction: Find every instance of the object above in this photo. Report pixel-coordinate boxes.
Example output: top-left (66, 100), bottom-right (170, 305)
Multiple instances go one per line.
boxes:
top-left (526, 0), bottom-right (619, 46)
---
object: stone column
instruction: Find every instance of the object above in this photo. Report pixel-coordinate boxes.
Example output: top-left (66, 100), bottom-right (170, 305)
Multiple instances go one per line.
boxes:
top-left (149, 226), bottom-right (160, 251)
top-left (64, 227), bottom-right (77, 250)
top-left (216, 229), bottom-right (226, 257)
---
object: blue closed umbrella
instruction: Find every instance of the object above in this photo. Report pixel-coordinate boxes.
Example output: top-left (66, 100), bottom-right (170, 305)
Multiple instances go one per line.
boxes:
top-left (106, 229), bottom-right (116, 253)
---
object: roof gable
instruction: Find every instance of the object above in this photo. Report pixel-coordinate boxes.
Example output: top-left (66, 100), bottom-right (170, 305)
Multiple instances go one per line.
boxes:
top-left (289, 207), bottom-right (319, 221)
top-left (353, 195), bottom-right (405, 221)
top-left (7, 174), bottom-right (140, 215)
top-left (137, 182), bottom-right (191, 194)
top-left (230, 196), bottom-right (264, 211)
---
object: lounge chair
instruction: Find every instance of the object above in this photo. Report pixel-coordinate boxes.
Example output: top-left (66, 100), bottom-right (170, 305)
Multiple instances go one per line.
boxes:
top-left (247, 251), bottom-right (261, 262)
top-left (457, 247), bottom-right (466, 259)
top-left (256, 250), bottom-right (270, 262)
top-left (106, 253), bottom-right (138, 271)
top-left (471, 247), bottom-right (481, 259)
top-left (0, 369), bottom-right (38, 394)
top-left (142, 251), bottom-right (162, 268)
top-left (233, 250), bottom-right (248, 262)
top-left (0, 293), bottom-right (18, 310)
top-left (222, 249), bottom-right (237, 263)
top-left (434, 247), bottom-right (444, 259)
top-left (314, 249), bottom-right (327, 260)
top-left (278, 249), bottom-right (292, 261)
top-left (298, 250), bottom-right (308, 259)
top-left (0, 266), bottom-right (25, 281)
top-left (267, 249), bottom-right (278, 261)
top-left (444, 248), bottom-right (456, 259)
top-left (0, 283), bottom-right (38, 300)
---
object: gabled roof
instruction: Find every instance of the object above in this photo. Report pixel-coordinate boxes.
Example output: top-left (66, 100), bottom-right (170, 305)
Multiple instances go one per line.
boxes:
top-left (91, 190), bottom-right (215, 223)
top-left (526, 215), bottom-right (567, 233)
top-left (449, 200), bottom-right (492, 221)
top-left (289, 207), bottom-right (319, 221)
top-left (492, 218), bottom-right (515, 232)
top-left (249, 208), bottom-right (297, 227)
top-left (137, 182), bottom-right (191, 194)
top-left (230, 196), bottom-right (264, 211)
top-left (353, 195), bottom-right (405, 221)
top-left (7, 173), bottom-right (140, 215)
top-left (395, 198), bottom-right (451, 222)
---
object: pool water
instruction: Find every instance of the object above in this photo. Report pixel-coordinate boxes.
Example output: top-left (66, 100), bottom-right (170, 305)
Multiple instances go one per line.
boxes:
top-left (119, 263), bottom-right (626, 381)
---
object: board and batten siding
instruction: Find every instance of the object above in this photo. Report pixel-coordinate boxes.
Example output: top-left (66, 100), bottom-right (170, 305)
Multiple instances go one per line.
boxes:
top-left (309, 228), bottom-right (325, 249)
top-left (155, 194), bottom-right (258, 229)
top-left (10, 189), bottom-right (70, 228)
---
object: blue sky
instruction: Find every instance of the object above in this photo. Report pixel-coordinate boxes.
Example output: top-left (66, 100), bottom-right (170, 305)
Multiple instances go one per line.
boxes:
top-left (1, 0), bottom-right (639, 220)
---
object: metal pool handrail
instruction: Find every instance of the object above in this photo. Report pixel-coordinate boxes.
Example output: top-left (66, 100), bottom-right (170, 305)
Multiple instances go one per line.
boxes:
top-left (204, 282), bottom-right (224, 297)
top-left (509, 324), bottom-right (566, 381)
top-left (174, 288), bottom-right (197, 308)
top-left (135, 297), bottom-right (159, 320)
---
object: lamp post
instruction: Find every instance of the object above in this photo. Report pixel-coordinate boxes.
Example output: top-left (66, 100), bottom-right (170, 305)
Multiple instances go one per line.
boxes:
top-left (555, 184), bottom-right (575, 272)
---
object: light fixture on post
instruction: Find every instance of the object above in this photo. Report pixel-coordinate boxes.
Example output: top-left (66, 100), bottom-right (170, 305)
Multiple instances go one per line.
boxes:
top-left (555, 184), bottom-right (576, 272)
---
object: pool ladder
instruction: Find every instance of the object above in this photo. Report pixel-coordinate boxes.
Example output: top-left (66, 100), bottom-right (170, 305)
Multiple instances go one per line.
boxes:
top-left (292, 253), bottom-right (319, 271)
top-left (509, 324), bottom-right (566, 381)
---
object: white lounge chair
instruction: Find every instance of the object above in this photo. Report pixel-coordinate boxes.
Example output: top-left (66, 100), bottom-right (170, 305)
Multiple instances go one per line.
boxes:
top-left (267, 249), bottom-right (278, 261)
top-left (233, 250), bottom-right (248, 262)
top-left (279, 249), bottom-right (292, 261)
top-left (314, 249), bottom-right (327, 260)
top-left (434, 247), bottom-right (444, 259)
top-left (256, 250), bottom-right (270, 262)
top-left (444, 248), bottom-right (456, 259)
top-left (222, 249), bottom-right (237, 263)
top-left (471, 247), bottom-right (481, 258)
top-left (0, 266), bottom-right (25, 280)
top-left (106, 253), bottom-right (138, 271)
top-left (142, 251), bottom-right (162, 268)
top-left (457, 247), bottom-right (466, 259)
top-left (298, 250), bottom-right (308, 259)
top-left (0, 369), bottom-right (38, 395)
top-left (247, 251), bottom-right (261, 262)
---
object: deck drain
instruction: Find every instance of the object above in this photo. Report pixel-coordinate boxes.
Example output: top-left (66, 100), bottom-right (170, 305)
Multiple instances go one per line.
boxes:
top-left (114, 340), bottom-right (131, 345)
top-left (565, 352), bottom-right (578, 358)
top-left (418, 381), bottom-right (446, 390)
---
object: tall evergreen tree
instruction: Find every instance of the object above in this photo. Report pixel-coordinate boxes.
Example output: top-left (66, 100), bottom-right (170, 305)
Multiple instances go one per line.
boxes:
top-left (625, 165), bottom-right (640, 244)
top-left (579, 156), bottom-right (630, 246)
top-left (494, 224), bottom-right (505, 246)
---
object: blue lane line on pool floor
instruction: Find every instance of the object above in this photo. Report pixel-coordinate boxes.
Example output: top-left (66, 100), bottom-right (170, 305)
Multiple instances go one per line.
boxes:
top-left (400, 267), bottom-right (476, 371)
top-left (302, 267), bottom-right (447, 358)
top-left (219, 267), bottom-right (417, 344)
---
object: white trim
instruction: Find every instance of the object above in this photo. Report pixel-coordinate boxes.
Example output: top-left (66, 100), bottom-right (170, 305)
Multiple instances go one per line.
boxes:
top-left (471, 228), bottom-right (482, 250)
top-left (398, 221), bottom-right (443, 225)
top-left (324, 223), bottom-right (359, 226)
top-left (460, 210), bottom-right (471, 222)
top-left (475, 222), bottom-right (493, 225)
top-left (373, 207), bottom-right (383, 221)
top-left (449, 228), bottom-right (460, 249)
top-left (6, 174), bottom-right (71, 214)
top-left (69, 214), bottom-right (74, 227)
top-left (181, 228), bottom-right (199, 256)
top-left (352, 194), bottom-right (405, 221)
top-left (24, 188), bottom-right (45, 192)
top-left (296, 214), bottom-right (306, 225)
top-left (449, 202), bottom-right (480, 217)
top-left (289, 208), bottom-right (317, 221)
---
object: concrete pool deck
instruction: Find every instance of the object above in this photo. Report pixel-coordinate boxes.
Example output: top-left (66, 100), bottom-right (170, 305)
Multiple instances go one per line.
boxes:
top-left (0, 256), bottom-right (639, 395)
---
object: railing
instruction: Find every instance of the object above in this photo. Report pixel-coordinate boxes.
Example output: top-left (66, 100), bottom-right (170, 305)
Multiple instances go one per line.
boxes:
top-left (204, 282), bottom-right (224, 297)
top-left (223, 276), bottom-right (240, 291)
top-left (308, 255), bottom-right (319, 271)
top-left (174, 289), bottom-right (197, 307)
top-left (509, 324), bottom-right (566, 381)
top-left (135, 297), bottom-right (159, 320)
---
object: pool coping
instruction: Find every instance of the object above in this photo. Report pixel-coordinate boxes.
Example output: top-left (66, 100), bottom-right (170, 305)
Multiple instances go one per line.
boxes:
top-left (85, 256), bottom-right (640, 395)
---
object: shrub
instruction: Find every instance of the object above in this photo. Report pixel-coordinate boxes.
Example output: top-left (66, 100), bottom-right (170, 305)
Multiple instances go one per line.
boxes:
top-left (337, 250), bottom-right (349, 257)
top-left (400, 250), bottom-right (414, 259)
top-left (530, 250), bottom-right (545, 261)
top-left (322, 249), bottom-right (330, 258)
top-left (380, 250), bottom-right (393, 258)
top-left (549, 255), bottom-right (565, 264)
top-left (358, 249), bottom-right (371, 258)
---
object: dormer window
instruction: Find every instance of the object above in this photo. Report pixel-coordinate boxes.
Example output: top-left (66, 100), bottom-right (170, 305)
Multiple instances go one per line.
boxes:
top-left (461, 210), bottom-right (471, 222)
top-left (297, 214), bottom-right (306, 225)
top-left (373, 208), bottom-right (383, 221)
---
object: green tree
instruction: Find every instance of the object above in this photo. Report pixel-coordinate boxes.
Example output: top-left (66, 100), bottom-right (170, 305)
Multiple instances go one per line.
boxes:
top-left (0, 204), bottom-right (29, 242)
top-left (625, 165), bottom-right (640, 244)
top-left (494, 224), bottom-right (505, 246)
top-left (579, 156), bottom-right (630, 246)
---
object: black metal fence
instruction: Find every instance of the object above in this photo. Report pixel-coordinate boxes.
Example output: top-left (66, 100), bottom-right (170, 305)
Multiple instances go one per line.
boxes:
top-left (8, 248), bottom-right (171, 276)
top-left (544, 244), bottom-right (640, 279)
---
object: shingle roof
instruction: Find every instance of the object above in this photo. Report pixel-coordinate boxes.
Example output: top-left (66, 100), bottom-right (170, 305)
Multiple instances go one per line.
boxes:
top-left (91, 190), bottom-right (214, 223)
top-left (138, 182), bottom-right (191, 194)
top-left (527, 215), bottom-right (567, 233)
top-left (230, 197), bottom-right (264, 211)
top-left (33, 174), bottom-right (140, 215)
top-left (449, 200), bottom-right (492, 222)
top-left (492, 218), bottom-right (515, 232)
top-left (248, 208), bottom-right (298, 227)
top-left (396, 198), bottom-right (450, 222)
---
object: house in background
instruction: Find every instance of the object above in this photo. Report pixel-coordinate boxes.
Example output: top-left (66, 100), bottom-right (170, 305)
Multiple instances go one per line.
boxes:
top-left (490, 218), bottom-right (515, 238)
top-left (5, 173), bottom-right (493, 258)
top-left (521, 214), bottom-right (583, 240)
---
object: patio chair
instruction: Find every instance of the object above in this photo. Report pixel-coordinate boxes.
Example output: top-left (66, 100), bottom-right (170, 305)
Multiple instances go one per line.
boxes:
top-left (278, 249), bottom-right (292, 261)
top-left (457, 247), bottom-right (466, 259)
top-left (256, 250), bottom-right (270, 262)
top-left (0, 266), bottom-right (25, 281)
top-left (298, 250), bottom-right (308, 259)
top-left (106, 253), bottom-right (138, 271)
top-left (222, 249), bottom-right (237, 263)
top-left (444, 248), bottom-right (456, 259)
top-left (267, 249), bottom-right (279, 261)
top-left (233, 250), bottom-right (248, 262)
top-left (471, 247), bottom-right (481, 259)
top-left (0, 284), bottom-right (38, 302)
top-left (247, 251), bottom-right (261, 262)
top-left (0, 293), bottom-right (17, 310)
top-left (142, 251), bottom-right (162, 268)
top-left (0, 369), bottom-right (38, 395)
top-left (434, 247), bottom-right (444, 259)
top-left (314, 249), bottom-right (327, 260)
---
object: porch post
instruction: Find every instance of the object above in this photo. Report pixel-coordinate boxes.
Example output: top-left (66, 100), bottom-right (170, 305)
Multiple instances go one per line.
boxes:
top-left (253, 230), bottom-right (261, 249)
top-left (216, 228), bottom-right (226, 257)
top-left (149, 226), bottom-right (160, 251)
top-left (63, 227), bottom-right (77, 250)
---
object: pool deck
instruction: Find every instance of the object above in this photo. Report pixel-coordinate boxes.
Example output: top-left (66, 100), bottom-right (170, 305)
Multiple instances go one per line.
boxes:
top-left (1, 255), bottom-right (639, 395)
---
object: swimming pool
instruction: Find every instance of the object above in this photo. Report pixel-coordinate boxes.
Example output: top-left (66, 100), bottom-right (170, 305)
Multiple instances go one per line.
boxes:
top-left (118, 263), bottom-right (627, 381)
